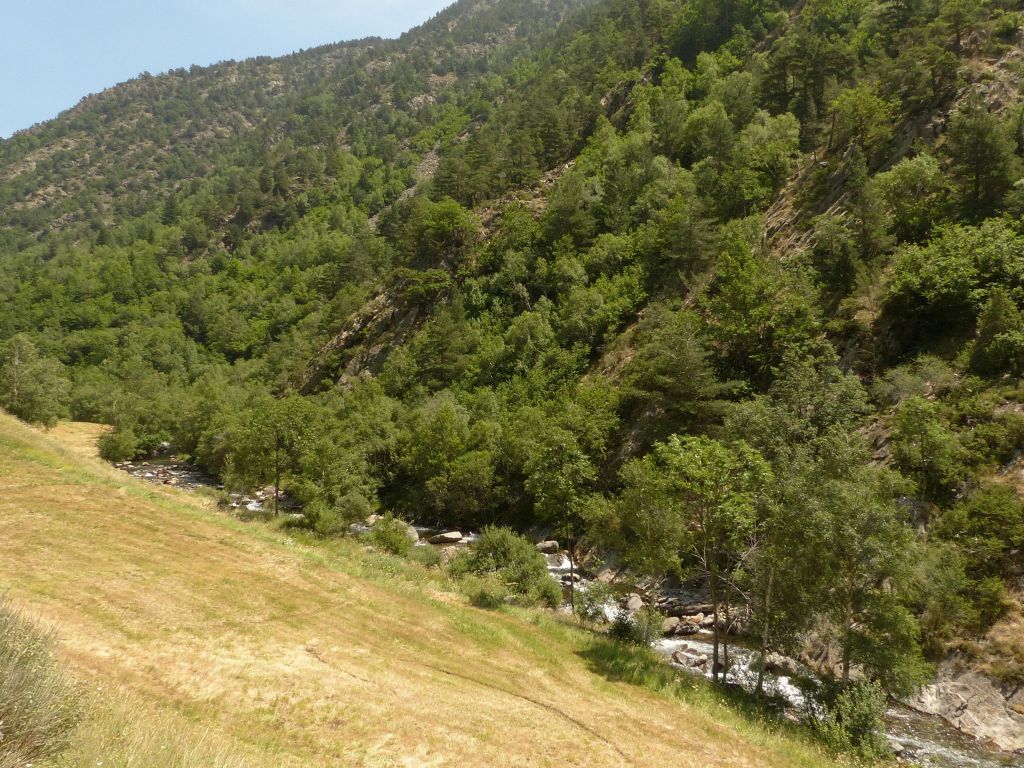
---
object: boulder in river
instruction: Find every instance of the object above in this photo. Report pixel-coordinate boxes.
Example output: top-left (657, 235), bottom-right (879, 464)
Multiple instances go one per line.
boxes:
top-left (428, 530), bottom-right (463, 545)
top-left (536, 540), bottom-right (559, 554)
top-left (671, 649), bottom-right (690, 666)
top-left (662, 616), bottom-right (680, 635)
top-left (625, 593), bottom-right (644, 613)
top-left (763, 652), bottom-right (802, 678)
top-left (404, 524), bottom-right (420, 544)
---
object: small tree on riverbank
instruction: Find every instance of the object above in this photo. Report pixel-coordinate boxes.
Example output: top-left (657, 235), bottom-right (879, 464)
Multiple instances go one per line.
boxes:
top-left (228, 395), bottom-right (314, 515)
top-left (607, 434), bottom-right (770, 683)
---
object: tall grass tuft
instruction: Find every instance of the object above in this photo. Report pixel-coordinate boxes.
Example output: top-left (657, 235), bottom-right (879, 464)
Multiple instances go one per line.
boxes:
top-left (0, 595), bottom-right (80, 768)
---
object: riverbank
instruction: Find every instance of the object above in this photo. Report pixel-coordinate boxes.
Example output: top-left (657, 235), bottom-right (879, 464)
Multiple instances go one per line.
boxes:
top-left (106, 444), bottom-right (1023, 767)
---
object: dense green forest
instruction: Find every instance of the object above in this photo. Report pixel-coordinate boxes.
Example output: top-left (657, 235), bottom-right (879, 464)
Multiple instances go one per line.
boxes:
top-left (3, 0), bottom-right (1024, 752)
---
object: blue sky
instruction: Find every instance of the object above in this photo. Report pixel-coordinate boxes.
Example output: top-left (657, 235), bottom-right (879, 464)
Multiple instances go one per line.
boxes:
top-left (0, 0), bottom-right (453, 138)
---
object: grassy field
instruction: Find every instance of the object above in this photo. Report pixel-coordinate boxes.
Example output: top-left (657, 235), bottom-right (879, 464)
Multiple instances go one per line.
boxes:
top-left (0, 413), bottom-right (848, 767)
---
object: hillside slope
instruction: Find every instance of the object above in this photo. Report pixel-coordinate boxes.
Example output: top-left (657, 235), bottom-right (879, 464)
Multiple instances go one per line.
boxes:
top-left (3, 0), bottom-right (1024, 754)
top-left (0, 412), bottom-right (840, 768)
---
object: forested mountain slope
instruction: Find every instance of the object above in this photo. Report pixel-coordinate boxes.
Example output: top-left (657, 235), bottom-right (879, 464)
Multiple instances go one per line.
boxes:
top-left (3, 0), bottom-right (1024, 756)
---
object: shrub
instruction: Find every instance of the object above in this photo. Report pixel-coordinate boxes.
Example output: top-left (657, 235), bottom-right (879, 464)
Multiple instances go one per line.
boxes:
top-left (463, 573), bottom-right (512, 609)
top-left (530, 576), bottom-right (563, 609)
top-left (809, 680), bottom-right (888, 761)
top-left (299, 499), bottom-right (361, 537)
top-left (973, 576), bottom-right (1012, 630)
top-left (407, 544), bottom-right (441, 568)
top-left (451, 526), bottom-right (559, 608)
top-left (575, 581), bottom-right (615, 623)
top-left (609, 607), bottom-right (663, 646)
top-left (0, 596), bottom-right (80, 768)
top-left (936, 486), bottom-right (1024, 579)
top-left (366, 516), bottom-right (414, 557)
top-left (98, 426), bottom-right (139, 462)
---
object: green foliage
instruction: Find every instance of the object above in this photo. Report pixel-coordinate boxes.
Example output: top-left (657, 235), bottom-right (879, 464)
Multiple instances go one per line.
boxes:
top-left (98, 426), bottom-right (140, 462)
top-left (3, 0), bottom-right (1024, 723)
top-left (574, 581), bottom-right (614, 623)
top-left (451, 526), bottom-right (560, 608)
top-left (0, 596), bottom-right (80, 768)
top-left (808, 680), bottom-right (889, 761)
top-left (609, 607), bottom-right (664, 647)
top-left (0, 335), bottom-right (70, 428)
top-left (935, 485), bottom-right (1024, 579)
top-left (828, 85), bottom-right (895, 160)
top-left (885, 220), bottom-right (1024, 349)
top-left (971, 288), bottom-right (1024, 375)
top-left (623, 303), bottom-right (726, 444)
top-left (874, 155), bottom-right (950, 243)
top-left (947, 94), bottom-right (1017, 219)
top-left (366, 516), bottom-right (415, 557)
top-left (226, 395), bottom-right (317, 513)
top-left (463, 573), bottom-right (513, 609)
top-left (891, 396), bottom-right (971, 504)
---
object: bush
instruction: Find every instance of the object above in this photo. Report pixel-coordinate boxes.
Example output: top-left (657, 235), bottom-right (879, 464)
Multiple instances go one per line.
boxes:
top-left (936, 486), bottom-right (1024, 579)
top-left (407, 544), bottom-right (441, 568)
top-left (530, 576), bottom-right (563, 609)
top-left (451, 526), bottom-right (560, 608)
top-left (282, 501), bottom-right (352, 536)
top-left (0, 596), bottom-right (80, 768)
top-left (98, 426), bottom-right (139, 462)
top-left (463, 573), bottom-right (512, 608)
top-left (366, 516), bottom-right (414, 557)
top-left (575, 581), bottom-right (615, 623)
top-left (609, 607), bottom-right (663, 646)
top-left (809, 680), bottom-right (888, 761)
top-left (973, 576), bottom-right (1012, 630)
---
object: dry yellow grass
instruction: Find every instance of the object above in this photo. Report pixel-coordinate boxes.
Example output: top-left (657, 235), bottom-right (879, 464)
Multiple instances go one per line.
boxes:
top-left (0, 414), bottom-right (844, 767)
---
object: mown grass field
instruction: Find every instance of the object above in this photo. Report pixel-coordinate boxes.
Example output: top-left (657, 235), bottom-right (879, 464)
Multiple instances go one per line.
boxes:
top-left (0, 413), bottom-right (848, 767)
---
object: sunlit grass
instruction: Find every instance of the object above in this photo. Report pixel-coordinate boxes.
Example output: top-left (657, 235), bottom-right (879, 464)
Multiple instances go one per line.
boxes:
top-left (2, 416), bottom-right (855, 767)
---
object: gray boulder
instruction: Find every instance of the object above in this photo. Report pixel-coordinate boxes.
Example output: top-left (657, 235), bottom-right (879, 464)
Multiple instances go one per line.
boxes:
top-left (536, 540), bottom-right (560, 554)
top-left (428, 530), bottom-right (463, 545)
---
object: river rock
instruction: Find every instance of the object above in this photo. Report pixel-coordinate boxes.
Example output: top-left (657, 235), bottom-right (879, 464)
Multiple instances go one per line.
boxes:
top-left (673, 622), bottom-right (699, 636)
top-left (404, 524), bottom-right (420, 544)
top-left (595, 568), bottom-right (617, 583)
top-left (536, 540), bottom-right (559, 554)
top-left (662, 616), bottom-right (680, 635)
top-left (909, 662), bottom-right (1024, 752)
top-left (625, 593), bottom-right (644, 613)
top-left (763, 652), bottom-right (802, 678)
top-left (428, 531), bottom-right (463, 545)
top-left (683, 612), bottom-right (704, 625)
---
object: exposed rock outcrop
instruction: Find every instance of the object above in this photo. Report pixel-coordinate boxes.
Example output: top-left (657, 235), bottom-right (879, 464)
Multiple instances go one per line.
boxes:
top-left (910, 659), bottom-right (1024, 753)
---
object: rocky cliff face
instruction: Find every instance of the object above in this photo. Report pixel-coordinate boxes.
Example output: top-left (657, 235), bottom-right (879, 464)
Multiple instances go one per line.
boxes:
top-left (912, 658), bottom-right (1024, 753)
